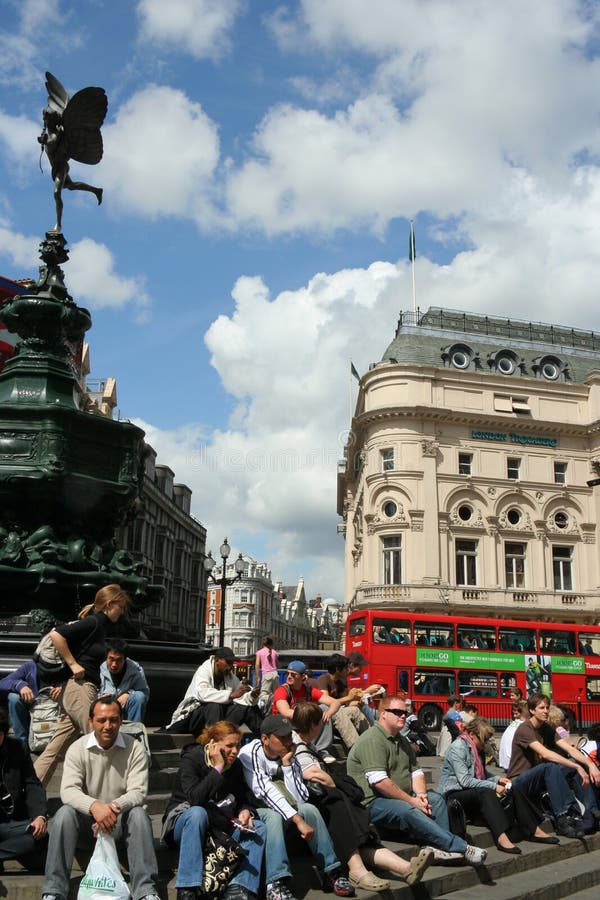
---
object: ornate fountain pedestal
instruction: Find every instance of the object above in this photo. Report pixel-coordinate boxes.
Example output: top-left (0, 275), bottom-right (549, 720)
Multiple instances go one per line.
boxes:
top-left (0, 231), bottom-right (157, 620)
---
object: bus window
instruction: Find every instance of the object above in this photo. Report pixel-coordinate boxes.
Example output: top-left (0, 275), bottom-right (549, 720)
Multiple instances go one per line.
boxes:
top-left (498, 627), bottom-right (536, 652)
top-left (414, 669), bottom-right (456, 696)
top-left (373, 618), bottom-right (410, 644)
top-left (586, 677), bottom-right (600, 700)
top-left (457, 625), bottom-right (496, 650)
top-left (540, 630), bottom-right (576, 655)
top-left (414, 621), bottom-right (454, 647)
top-left (349, 617), bottom-right (366, 637)
top-left (397, 670), bottom-right (409, 693)
top-left (458, 671), bottom-right (499, 697)
top-left (578, 633), bottom-right (600, 656)
top-left (500, 673), bottom-right (517, 695)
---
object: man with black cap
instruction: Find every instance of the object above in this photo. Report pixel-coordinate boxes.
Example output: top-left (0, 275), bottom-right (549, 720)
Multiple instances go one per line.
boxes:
top-left (167, 647), bottom-right (260, 735)
top-left (239, 714), bottom-right (354, 900)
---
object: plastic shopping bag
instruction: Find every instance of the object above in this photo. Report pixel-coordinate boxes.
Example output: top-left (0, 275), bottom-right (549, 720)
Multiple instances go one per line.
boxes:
top-left (77, 831), bottom-right (130, 900)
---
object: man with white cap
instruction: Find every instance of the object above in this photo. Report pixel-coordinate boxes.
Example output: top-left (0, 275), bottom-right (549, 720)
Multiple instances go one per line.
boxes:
top-left (239, 714), bottom-right (354, 900)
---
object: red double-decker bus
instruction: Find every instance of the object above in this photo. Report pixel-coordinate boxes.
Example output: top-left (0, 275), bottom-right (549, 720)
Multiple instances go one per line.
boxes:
top-left (345, 610), bottom-right (600, 731)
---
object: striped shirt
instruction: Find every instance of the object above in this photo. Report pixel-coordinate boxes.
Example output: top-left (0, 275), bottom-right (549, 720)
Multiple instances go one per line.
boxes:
top-left (238, 739), bottom-right (308, 821)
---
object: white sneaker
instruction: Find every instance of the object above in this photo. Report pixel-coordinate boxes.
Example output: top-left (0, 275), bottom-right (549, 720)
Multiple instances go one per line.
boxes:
top-left (464, 845), bottom-right (487, 866)
top-left (432, 849), bottom-right (463, 863)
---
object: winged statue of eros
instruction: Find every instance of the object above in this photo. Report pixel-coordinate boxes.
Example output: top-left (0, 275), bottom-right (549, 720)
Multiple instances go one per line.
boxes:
top-left (39, 72), bottom-right (108, 231)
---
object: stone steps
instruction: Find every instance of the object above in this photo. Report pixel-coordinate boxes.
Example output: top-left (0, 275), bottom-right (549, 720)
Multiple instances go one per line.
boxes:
top-left (5, 734), bottom-right (600, 899)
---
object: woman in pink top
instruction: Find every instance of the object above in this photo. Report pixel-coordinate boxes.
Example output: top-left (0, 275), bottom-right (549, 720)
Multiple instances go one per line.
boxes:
top-left (255, 636), bottom-right (279, 713)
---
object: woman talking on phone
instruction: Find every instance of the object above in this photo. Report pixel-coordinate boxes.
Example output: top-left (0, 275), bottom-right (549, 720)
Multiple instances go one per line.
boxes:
top-left (162, 721), bottom-right (266, 900)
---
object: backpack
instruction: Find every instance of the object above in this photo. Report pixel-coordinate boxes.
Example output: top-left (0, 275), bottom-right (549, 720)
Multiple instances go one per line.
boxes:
top-left (33, 630), bottom-right (71, 682)
top-left (284, 683), bottom-right (311, 706)
top-left (119, 719), bottom-right (152, 761)
top-left (33, 616), bottom-right (101, 684)
top-left (119, 720), bottom-right (151, 759)
top-left (28, 688), bottom-right (61, 753)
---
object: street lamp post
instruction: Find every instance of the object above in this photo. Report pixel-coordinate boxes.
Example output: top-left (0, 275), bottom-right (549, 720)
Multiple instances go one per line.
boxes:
top-left (204, 537), bottom-right (245, 647)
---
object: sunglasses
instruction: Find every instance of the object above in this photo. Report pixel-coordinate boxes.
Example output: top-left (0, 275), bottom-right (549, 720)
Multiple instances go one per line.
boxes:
top-left (386, 708), bottom-right (407, 718)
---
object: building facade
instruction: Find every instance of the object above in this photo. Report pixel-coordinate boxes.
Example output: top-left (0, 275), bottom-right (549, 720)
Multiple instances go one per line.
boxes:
top-left (205, 564), bottom-right (323, 656)
top-left (205, 556), bottom-right (274, 657)
top-left (337, 307), bottom-right (600, 624)
top-left (115, 446), bottom-right (208, 642)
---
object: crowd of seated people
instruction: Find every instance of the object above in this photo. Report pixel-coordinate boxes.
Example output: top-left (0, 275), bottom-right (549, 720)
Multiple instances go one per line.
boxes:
top-left (4, 620), bottom-right (600, 900)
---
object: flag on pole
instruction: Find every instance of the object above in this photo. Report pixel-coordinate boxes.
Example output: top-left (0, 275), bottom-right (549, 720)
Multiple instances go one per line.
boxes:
top-left (351, 362), bottom-right (360, 381)
top-left (409, 222), bottom-right (416, 262)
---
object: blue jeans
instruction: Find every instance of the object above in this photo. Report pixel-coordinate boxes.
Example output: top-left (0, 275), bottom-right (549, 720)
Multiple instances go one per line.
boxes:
top-left (360, 703), bottom-right (375, 725)
top-left (513, 763), bottom-right (574, 817)
top-left (7, 693), bottom-right (30, 743)
top-left (565, 769), bottom-right (599, 815)
top-left (257, 803), bottom-right (340, 884)
top-left (123, 691), bottom-right (147, 723)
top-left (369, 790), bottom-right (467, 853)
top-left (173, 806), bottom-right (266, 893)
top-left (42, 804), bottom-right (158, 899)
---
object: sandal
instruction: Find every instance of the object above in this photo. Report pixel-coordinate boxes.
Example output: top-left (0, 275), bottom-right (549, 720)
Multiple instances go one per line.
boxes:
top-left (348, 871), bottom-right (391, 892)
top-left (405, 847), bottom-right (435, 886)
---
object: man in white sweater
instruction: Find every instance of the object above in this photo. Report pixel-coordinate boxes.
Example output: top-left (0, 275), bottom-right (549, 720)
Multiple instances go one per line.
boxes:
top-left (41, 696), bottom-right (159, 900)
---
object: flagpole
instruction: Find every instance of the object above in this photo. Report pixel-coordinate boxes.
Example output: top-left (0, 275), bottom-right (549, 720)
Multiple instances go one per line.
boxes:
top-left (349, 358), bottom-right (353, 423)
top-left (410, 220), bottom-right (416, 316)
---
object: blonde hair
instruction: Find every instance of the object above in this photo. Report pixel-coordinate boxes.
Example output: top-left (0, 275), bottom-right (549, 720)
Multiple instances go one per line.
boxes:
top-left (78, 584), bottom-right (129, 619)
top-left (548, 705), bottom-right (566, 729)
top-left (464, 716), bottom-right (495, 744)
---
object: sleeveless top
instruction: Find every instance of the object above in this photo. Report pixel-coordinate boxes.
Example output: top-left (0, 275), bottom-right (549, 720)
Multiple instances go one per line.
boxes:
top-left (256, 645), bottom-right (278, 674)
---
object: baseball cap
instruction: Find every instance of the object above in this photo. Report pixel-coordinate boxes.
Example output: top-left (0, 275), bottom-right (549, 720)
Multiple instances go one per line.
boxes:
top-left (213, 646), bottom-right (235, 663)
top-left (286, 660), bottom-right (306, 675)
top-left (347, 651), bottom-right (368, 666)
top-left (261, 714), bottom-right (293, 737)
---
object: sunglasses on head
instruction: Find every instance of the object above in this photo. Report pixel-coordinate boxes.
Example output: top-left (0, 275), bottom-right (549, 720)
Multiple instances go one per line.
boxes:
top-left (385, 708), bottom-right (407, 717)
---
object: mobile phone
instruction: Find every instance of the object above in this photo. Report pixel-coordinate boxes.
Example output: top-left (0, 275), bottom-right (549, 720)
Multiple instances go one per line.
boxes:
top-left (231, 818), bottom-right (254, 833)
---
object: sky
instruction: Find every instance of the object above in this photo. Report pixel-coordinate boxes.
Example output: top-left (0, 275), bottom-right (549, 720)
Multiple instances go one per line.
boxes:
top-left (1, 0), bottom-right (600, 604)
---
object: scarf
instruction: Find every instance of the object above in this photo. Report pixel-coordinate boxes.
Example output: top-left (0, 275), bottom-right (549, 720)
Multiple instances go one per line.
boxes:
top-left (459, 732), bottom-right (485, 780)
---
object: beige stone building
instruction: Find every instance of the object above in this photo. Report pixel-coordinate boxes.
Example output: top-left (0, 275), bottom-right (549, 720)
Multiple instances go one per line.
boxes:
top-left (337, 307), bottom-right (600, 624)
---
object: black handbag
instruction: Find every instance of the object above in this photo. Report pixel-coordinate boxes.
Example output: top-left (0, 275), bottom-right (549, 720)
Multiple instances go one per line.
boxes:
top-left (446, 797), bottom-right (467, 839)
top-left (202, 829), bottom-right (247, 898)
top-left (306, 780), bottom-right (326, 800)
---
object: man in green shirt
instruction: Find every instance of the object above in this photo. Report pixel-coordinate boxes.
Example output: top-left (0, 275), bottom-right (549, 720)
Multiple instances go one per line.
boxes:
top-left (347, 695), bottom-right (487, 865)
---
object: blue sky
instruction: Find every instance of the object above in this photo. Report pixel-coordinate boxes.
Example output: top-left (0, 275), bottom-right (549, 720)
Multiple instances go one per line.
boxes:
top-left (1, 0), bottom-right (600, 602)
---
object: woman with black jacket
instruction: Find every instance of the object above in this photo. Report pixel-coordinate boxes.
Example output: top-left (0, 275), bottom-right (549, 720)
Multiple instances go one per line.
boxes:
top-left (33, 584), bottom-right (129, 786)
top-left (163, 720), bottom-right (266, 900)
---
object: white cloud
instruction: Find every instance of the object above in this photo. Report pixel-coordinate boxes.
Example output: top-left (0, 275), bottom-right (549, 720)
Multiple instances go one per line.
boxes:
top-left (133, 261), bottom-right (403, 597)
top-left (0, 110), bottom-right (40, 176)
top-left (0, 228), bottom-right (150, 321)
top-left (136, 0), bottom-right (242, 59)
top-left (0, 226), bottom-right (38, 268)
top-left (231, 0), bottom-right (600, 236)
top-left (19, 0), bottom-right (62, 35)
top-left (68, 238), bottom-right (151, 319)
top-left (100, 85), bottom-right (221, 222)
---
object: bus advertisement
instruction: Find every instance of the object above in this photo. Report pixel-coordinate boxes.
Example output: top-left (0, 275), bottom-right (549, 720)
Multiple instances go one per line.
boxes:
top-left (345, 610), bottom-right (600, 731)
